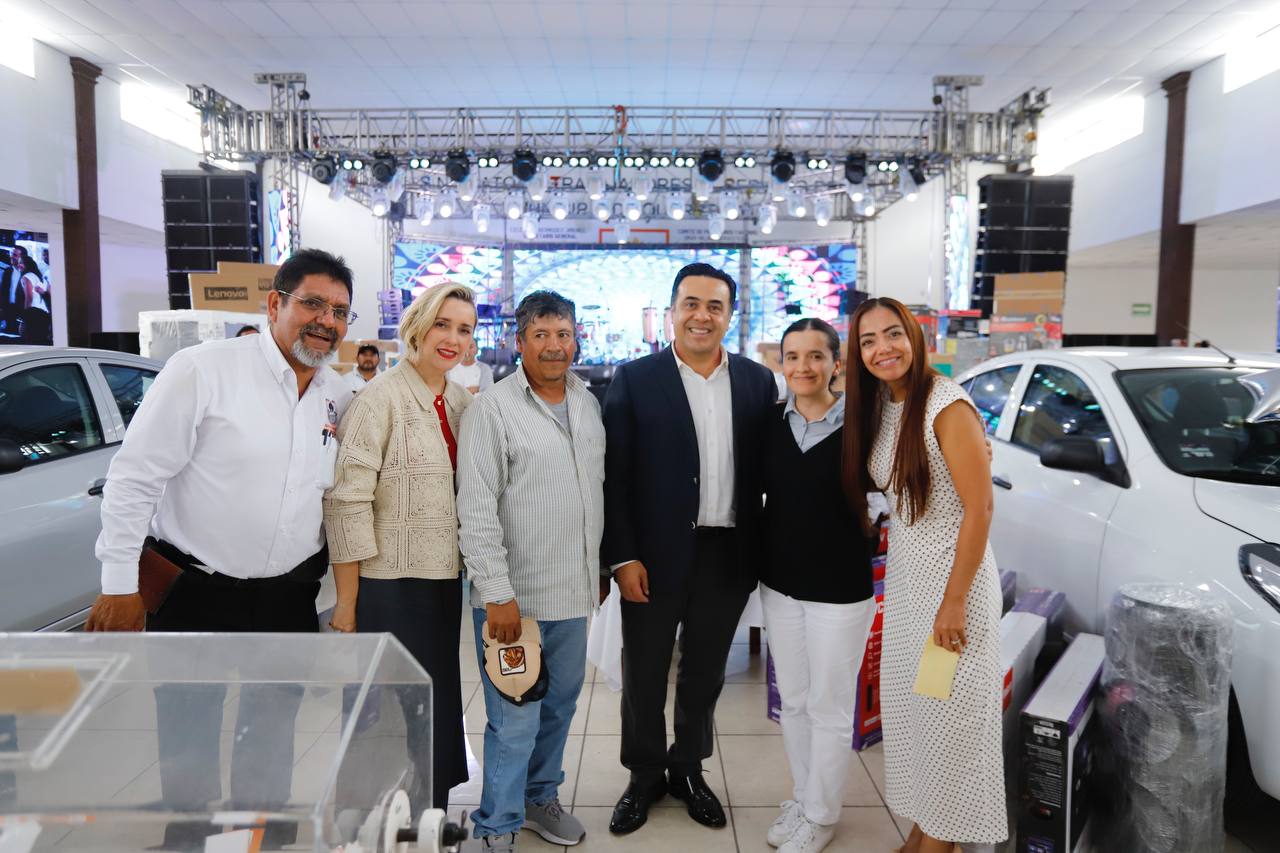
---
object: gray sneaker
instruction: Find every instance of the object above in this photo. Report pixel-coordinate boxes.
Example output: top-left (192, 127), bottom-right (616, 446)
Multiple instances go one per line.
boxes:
top-left (523, 798), bottom-right (586, 845)
top-left (463, 831), bottom-right (517, 852)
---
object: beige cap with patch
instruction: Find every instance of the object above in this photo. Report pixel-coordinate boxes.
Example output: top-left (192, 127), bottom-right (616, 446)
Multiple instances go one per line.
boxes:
top-left (481, 617), bottom-right (547, 705)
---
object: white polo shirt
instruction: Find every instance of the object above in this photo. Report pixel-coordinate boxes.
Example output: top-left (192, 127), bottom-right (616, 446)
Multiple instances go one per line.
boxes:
top-left (95, 330), bottom-right (351, 594)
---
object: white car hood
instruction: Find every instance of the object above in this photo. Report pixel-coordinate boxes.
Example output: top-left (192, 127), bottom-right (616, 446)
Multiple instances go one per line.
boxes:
top-left (1194, 479), bottom-right (1280, 543)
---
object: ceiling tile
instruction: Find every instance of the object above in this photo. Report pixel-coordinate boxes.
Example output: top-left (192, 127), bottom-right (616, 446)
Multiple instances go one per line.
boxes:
top-left (917, 9), bottom-right (987, 44)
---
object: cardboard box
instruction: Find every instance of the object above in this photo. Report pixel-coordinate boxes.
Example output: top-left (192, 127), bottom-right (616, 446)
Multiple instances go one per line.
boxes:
top-left (1017, 634), bottom-right (1105, 853)
top-left (993, 272), bottom-right (1065, 316)
top-left (188, 262), bottom-right (279, 314)
top-left (138, 309), bottom-right (268, 361)
top-left (989, 313), bottom-right (1063, 356)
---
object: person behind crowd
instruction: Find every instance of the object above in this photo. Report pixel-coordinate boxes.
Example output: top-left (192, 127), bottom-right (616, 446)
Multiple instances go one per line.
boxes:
top-left (343, 343), bottom-right (382, 393)
top-left (456, 290), bottom-right (603, 852)
top-left (449, 340), bottom-right (494, 393)
top-left (845, 297), bottom-right (1006, 853)
top-left (86, 248), bottom-right (356, 849)
top-left (757, 318), bottom-right (875, 853)
top-left (602, 263), bottom-right (776, 835)
top-left (235, 324), bottom-right (260, 337)
top-left (323, 281), bottom-right (476, 811)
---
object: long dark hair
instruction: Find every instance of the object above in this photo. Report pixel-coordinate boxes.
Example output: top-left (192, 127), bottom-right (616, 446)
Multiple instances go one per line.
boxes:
top-left (841, 297), bottom-right (937, 532)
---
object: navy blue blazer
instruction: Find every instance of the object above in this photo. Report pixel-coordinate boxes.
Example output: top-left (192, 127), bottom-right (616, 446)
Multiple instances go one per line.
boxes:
top-left (601, 346), bottom-right (778, 591)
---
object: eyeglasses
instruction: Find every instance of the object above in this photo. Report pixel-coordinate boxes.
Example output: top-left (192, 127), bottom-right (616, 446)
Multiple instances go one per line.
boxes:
top-left (275, 290), bottom-right (357, 324)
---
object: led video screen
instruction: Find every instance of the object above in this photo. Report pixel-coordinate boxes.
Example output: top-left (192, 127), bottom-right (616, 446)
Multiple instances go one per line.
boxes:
top-left (1, 229), bottom-right (53, 345)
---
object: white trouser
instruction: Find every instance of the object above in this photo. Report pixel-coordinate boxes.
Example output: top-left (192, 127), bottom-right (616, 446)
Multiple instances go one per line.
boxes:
top-left (760, 583), bottom-right (876, 827)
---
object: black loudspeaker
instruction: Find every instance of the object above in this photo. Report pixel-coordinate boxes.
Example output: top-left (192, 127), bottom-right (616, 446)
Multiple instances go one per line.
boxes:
top-left (972, 175), bottom-right (1072, 317)
top-left (161, 171), bottom-right (262, 310)
top-left (89, 332), bottom-right (141, 355)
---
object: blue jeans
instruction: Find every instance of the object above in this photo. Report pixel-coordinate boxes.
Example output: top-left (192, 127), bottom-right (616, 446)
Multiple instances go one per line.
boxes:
top-left (470, 608), bottom-right (588, 838)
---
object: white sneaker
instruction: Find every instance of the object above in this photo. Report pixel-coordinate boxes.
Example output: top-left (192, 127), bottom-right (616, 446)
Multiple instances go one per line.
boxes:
top-left (778, 817), bottom-right (835, 853)
top-left (766, 800), bottom-right (804, 847)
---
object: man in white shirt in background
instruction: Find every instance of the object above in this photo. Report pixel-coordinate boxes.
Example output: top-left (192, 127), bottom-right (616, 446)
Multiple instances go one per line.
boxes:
top-left (344, 343), bottom-right (381, 394)
top-left (449, 340), bottom-right (495, 393)
top-left (85, 247), bottom-right (356, 851)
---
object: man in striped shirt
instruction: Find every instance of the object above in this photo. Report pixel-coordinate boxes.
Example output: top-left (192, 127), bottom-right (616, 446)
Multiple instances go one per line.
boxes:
top-left (457, 290), bottom-right (603, 852)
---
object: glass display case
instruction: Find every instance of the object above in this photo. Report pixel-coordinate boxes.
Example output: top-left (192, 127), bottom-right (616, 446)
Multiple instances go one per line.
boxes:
top-left (0, 632), bottom-right (464, 852)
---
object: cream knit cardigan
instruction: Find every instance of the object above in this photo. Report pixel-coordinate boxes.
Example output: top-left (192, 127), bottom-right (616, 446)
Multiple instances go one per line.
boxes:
top-left (323, 360), bottom-right (472, 579)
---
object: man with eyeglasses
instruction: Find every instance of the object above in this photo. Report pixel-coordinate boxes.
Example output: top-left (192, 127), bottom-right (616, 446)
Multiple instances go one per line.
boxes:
top-left (87, 248), bottom-right (356, 850)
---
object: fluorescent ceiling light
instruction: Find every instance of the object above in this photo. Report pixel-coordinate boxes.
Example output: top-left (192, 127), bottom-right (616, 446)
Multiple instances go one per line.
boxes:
top-left (1031, 95), bottom-right (1144, 176)
top-left (1223, 24), bottom-right (1280, 93)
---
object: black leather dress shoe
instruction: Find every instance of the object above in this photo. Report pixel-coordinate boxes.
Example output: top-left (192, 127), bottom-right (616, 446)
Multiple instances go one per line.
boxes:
top-left (608, 778), bottom-right (667, 835)
top-left (668, 771), bottom-right (727, 828)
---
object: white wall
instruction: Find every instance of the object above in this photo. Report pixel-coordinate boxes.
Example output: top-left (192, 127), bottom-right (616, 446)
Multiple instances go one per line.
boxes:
top-left (1189, 266), bottom-right (1279, 353)
top-left (1182, 55), bottom-right (1280, 225)
top-left (1061, 266), bottom-right (1158, 336)
top-left (98, 238), bottom-right (168, 332)
top-left (0, 41), bottom-right (77, 210)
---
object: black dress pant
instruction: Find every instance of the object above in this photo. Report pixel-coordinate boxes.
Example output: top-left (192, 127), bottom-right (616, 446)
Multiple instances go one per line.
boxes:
top-left (147, 566), bottom-right (321, 850)
top-left (350, 575), bottom-right (467, 811)
top-left (619, 528), bottom-right (754, 784)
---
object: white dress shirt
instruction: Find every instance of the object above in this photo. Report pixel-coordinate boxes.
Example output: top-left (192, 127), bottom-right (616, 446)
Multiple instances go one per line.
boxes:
top-left (673, 345), bottom-right (736, 527)
top-left (343, 368), bottom-right (375, 394)
top-left (95, 330), bottom-right (351, 594)
top-left (448, 360), bottom-right (494, 391)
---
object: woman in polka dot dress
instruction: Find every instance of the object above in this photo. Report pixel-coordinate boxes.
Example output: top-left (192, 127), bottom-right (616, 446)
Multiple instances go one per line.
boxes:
top-left (842, 298), bottom-right (1007, 853)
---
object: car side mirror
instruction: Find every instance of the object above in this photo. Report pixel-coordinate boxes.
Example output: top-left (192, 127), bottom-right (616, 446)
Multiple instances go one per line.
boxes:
top-left (1040, 436), bottom-right (1130, 488)
top-left (0, 438), bottom-right (27, 475)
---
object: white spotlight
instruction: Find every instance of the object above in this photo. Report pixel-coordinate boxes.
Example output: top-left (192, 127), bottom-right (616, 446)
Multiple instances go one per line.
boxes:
top-left (771, 181), bottom-right (787, 203)
top-left (757, 203), bottom-right (777, 235)
top-left (522, 210), bottom-right (540, 240)
top-left (472, 202), bottom-right (491, 233)
top-left (550, 193), bottom-right (570, 220)
top-left (593, 196), bottom-right (612, 221)
top-left (586, 172), bottom-right (606, 200)
top-left (328, 169), bottom-right (348, 201)
top-left (458, 173), bottom-right (477, 202)
top-left (667, 191), bottom-right (688, 221)
top-left (527, 171), bottom-right (548, 201)
top-left (614, 219), bottom-right (631, 244)
top-left (845, 183), bottom-right (865, 203)
top-left (437, 190), bottom-right (456, 219)
top-left (370, 188), bottom-right (389, 217)
top-left (863, 201), bottom-right (876, 217)
top-left (505, 191), bottom-right (524, 220)
top-left (708, 212), bottom-right (726, 241)
top-left (693, 174), bottom-right (713, 202)
top-left (720, 191), bottom-right (740, 221)
top-left (624, 194), bottom-right (643, 221)
top-left (419, 194), bottom-right (435, 225)
top-left (814, 195), bottom-right (833, 227)
top-left (633, 174), bottom-right (654, 201)
top-left (788, 192), bottom-right (808, 218)
top-left (899, 169), bottom-right (919, 202)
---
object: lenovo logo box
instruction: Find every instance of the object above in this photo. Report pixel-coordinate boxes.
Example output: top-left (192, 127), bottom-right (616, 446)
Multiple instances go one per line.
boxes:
top-left (189, 262), bottom-right (279, 314)
top-left (1017, 634), bottom-right (1105, 853)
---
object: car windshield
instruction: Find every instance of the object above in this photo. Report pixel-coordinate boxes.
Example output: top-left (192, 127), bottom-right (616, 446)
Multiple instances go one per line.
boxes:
top-left (1117, 367), bottom-right (1280, 486)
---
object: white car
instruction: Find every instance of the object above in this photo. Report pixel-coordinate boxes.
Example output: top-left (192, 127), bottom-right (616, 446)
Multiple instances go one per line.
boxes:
top-left (0, 346), bottom-right (162, 631)
top-left (956, 347), bottom-right (1280, 807)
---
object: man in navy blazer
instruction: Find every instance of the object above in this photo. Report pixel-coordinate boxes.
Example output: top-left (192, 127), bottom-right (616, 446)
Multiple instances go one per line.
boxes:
top-left (602, 263), bottom-right (777, 835)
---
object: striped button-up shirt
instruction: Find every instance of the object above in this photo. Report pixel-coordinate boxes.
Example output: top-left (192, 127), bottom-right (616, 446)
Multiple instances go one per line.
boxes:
top-left (456, 365), bottom-right (604, 621)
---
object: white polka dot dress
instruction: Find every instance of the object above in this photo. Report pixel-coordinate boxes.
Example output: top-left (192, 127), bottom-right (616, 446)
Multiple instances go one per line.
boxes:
top-left (868, 376), bottom-right (1007, 845)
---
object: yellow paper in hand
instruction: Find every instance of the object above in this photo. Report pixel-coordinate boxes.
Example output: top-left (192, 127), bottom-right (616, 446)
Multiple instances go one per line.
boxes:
top-left (912, 636), bottom-right (961, 700)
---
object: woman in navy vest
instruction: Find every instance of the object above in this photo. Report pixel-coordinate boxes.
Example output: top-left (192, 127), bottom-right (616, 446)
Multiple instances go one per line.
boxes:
top-left (758, 318), bottom-right (876, 853)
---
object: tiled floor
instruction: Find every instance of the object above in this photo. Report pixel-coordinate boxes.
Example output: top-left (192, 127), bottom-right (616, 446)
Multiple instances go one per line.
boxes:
top-left (450, 621), bottom-right (1262, 853)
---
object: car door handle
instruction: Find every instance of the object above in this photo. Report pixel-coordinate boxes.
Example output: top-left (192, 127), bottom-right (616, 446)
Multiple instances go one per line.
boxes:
top-left (992, 476), bottom-right (1013, 490)
top-left (88, 478), bottom-right (106, 497)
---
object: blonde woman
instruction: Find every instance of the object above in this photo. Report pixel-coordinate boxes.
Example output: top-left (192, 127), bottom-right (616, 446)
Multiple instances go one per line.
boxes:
top-left (324, 281), bottom-right (477, 810)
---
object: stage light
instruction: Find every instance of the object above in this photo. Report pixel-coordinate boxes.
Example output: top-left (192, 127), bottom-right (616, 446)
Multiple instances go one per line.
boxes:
top-left (908, 158), bottom-right (927, 186)
top-left (614, 220), bottom-right (631, 244)
top-left (770, 150), bottom-right (796, 183)
top-left (505, 191), bottom-right (524, 220)
top-left (585, 172), bottom-right (606, 200)
top-left (734, 154), bottom-right (757, 168)
top-left (541, 154), bottom-right (564, 168)
top-left (349, 157), bottom-right (364, 171)
top-left (445, 149), bottom-right (470, 183)
top-left (633, 174), bottom-right (654, 201)
top-left (419, 194), bottom-right (435, 225)
top-left (311, 156), bottom-right (338, 185)
top-left (522, 210), bottom-right (540, 240)
top-left (458, 173), bottom-right (477, 202)
top-left (846, 185), bottom-right (865, 203)
top-left (593, 196), bottom-right (612, 221)
top-left (674, 154), bottom-right (696, 168)
top-left (512, 149), bottom-right (538, 182)
top-left (624, 194), bottom-right (643, 221)
top-left (667, 192), bottom-right (688, 220)
top-left (658, 155), bottom-right (671, 167)
top-left (386, 168), bottom-right (406, 203)
top-left (863, 200), bottom-right (876, 217)
top-left (757, 203), bottom-right (777, 235)
top-left (477, 154), bottom-right (500, 169)
top-left (693, 174), bottom-right (713, 202)
top-left (472, 203), bottom-right (491, 233)
top-left (550, 193), bottom-right (570, 220)
top-left (787, 191), bottom-right (808, 218)
top-left (899, 167), bottom-right (919, 202)
top-left (340, 157), bottom-right (355, 171)
top-left (876, 159), bottom-right (899, 173)
top-left (720, 191), bottom-right (740, 221)
top-left (844, 152), bottom-right (867, 184)
top-left (437, 191), bottom-right (456, 218)
top-left (814, 195), bottom-right (834, 227)
top-left (370, 188), bottom-right (389, 217)
top-left (328, 170), bottom-right (347, 201)
top-left (806, 154), bottom-right (830, 171)
top-left (697, 149), bottom-right (724, 182)
top-left (597, 154), bottom-right (619, 168)
top-left (527, 171), bottom-right (548, 201)
top-left (371, 154), bottom-right (398, 184)
top-left (408, 155), bottom-right (431, 169)
top-left (707, 212), bottom-right (726, 241)
top-left (623, 154), bottom-right (638, 168)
